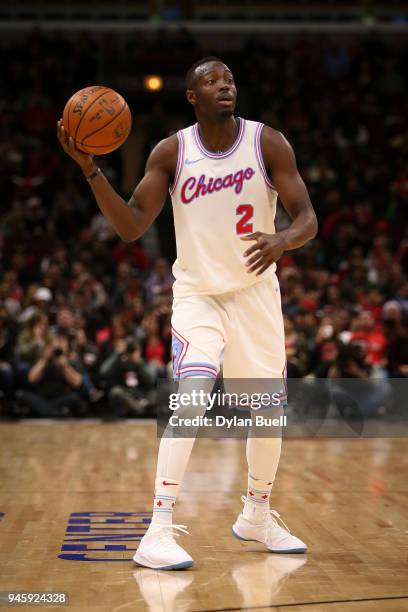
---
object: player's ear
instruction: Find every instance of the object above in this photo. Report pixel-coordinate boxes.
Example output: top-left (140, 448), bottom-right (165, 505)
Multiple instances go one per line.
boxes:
top-left (186, 89), bottom-right (196, 106)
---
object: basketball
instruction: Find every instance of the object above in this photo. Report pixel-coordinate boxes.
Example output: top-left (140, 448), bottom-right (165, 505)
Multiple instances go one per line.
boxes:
top-left (62, 85), bottom-right (132, 155)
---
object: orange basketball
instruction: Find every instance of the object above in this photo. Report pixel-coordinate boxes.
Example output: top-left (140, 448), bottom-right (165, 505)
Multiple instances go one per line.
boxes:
top-left (62, 85), bottom-right (132, 155)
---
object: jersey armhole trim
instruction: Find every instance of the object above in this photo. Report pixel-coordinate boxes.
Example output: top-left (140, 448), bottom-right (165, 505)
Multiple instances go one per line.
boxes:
top-left (169, 131), bottom-right (185, 196)
top-left (255, 123), bottom-right (277, 191)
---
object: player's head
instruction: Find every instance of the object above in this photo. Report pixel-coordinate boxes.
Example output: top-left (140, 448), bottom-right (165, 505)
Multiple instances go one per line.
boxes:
top-left (185, 57), bottom-right (237, 119)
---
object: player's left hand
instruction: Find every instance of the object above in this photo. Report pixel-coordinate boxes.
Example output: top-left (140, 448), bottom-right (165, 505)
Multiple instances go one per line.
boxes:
top-left (241, 232), bottom-right (286, 275)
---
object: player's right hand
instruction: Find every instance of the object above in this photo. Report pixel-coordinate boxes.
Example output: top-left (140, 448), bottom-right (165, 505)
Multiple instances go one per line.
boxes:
top-left (57, 119), bottom-right (96, 174)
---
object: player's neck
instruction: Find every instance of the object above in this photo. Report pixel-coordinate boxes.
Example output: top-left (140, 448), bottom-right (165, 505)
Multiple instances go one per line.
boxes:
top-left (196, 115), bottom-right (239, 154)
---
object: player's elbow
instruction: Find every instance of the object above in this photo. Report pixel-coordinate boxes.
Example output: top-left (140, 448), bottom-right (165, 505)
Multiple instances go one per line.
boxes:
top-left (119, 225), bottom-right (143, 243)
top-left (303, 207), bottom-right (318, 241)
top-left (120, 232), bottom-right (137, 243)
top-left (309, 213), bottom-right (318, 240)
top-left (120, 214), bottom-right (155, 242)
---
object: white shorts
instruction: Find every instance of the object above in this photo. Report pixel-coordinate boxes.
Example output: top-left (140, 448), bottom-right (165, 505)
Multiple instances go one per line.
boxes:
top-left (171, 275), bottom-right (286, 379)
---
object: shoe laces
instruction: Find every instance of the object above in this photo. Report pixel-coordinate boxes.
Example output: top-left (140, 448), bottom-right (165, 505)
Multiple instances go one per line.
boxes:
top-left (267, 509), bottom-right (291, 534)
top-left (241, 495), bottom-right (291, 533)
top-left (155, 524), bottom-right (190, 549)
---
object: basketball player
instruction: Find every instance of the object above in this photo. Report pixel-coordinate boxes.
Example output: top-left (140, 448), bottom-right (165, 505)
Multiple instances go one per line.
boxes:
top-left (57, 57), bottom-right (318, 570)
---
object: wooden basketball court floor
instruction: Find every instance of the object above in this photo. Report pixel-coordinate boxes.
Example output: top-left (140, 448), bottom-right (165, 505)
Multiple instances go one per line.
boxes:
top-left (0, 421), bottom-right (407, 612)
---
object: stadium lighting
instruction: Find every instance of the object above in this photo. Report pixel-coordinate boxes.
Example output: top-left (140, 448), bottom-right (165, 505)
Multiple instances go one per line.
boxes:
top-left (144, 75), bottom-right (163, 91)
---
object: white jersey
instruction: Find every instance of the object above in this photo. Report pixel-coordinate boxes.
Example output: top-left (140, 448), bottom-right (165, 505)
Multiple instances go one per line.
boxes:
top-left (170, 118), bottom-right (278, 297)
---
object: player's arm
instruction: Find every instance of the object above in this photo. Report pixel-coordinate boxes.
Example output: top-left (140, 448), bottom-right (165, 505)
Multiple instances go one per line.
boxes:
top-left (242, 127), bottom-right (318, 275)
top-left (263, 128), bottom-right (318, 250)
top-left (57, 120), bottom-right (177, 242)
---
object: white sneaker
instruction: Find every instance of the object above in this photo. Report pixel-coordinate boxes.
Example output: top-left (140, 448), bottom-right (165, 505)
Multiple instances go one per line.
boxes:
top-left (232, 497), bottom-right (307, 554)
top-left (133, 523), bottom-right (194, 570)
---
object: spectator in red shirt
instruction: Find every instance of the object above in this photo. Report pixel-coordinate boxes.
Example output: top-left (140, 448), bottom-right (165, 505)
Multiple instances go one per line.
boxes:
top-left (143, 314), bottom-right (166, 371)
top-left (351, 310), bottom-right (387, 368)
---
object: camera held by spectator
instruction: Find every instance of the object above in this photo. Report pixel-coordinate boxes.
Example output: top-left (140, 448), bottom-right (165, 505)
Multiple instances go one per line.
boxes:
top-left (99, 337), bottom-right (157, 419)
top-left (15, 333), bottom-right (89, 418)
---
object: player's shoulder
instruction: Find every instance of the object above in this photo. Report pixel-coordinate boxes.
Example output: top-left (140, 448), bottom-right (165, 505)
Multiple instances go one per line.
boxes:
top-left (259, 125), bottom-right (291, 149)
top-left (147, 134), bottom-right (179, 172)
top-left (258, 125), bottom-right (294, 161)
top-left (152, 134), bottom-right (179, 157)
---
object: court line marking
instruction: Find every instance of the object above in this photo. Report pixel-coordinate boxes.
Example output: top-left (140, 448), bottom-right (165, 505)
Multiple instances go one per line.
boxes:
top-left (196, 595), bottom-right (408, 612)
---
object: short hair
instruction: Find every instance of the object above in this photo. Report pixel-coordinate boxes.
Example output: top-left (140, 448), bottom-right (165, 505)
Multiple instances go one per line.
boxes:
top-left (185, 56), bottom-right (225, 89)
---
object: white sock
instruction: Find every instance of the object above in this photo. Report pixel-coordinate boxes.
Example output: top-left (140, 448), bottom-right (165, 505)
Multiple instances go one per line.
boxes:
top-left (244, 436), bottom-right (282, 523)
top-left (244, 474), bottom-right (274, 523)
top-left (149, 377), bottom-right (213, 527)
top-left (151, 476), bottom-right (181, 525)
top-left (149, 436), bottom-right (196, 526)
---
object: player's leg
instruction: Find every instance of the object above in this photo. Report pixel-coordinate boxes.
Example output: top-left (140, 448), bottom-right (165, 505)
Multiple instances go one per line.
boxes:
top-left (154, 294), bottom-right (225, 525)
top-left (134, 294), bottom-right (226, 570)
top-left (224, 276), bottom-right (285, 517)
top-left (224, 276), bottom-right (307, 553)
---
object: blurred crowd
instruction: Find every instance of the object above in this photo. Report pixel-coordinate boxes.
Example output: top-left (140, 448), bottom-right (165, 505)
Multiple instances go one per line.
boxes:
top-left (0, 28), bottom-right (407, 418)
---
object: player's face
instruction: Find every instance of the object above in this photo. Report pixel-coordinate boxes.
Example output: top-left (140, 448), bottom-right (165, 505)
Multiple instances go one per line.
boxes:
top-left (187, 62), bottom-right (237, 118)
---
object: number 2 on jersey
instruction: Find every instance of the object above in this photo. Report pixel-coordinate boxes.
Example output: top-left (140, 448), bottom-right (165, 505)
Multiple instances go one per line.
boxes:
top-left (236, 204), bottom-right (254, 235)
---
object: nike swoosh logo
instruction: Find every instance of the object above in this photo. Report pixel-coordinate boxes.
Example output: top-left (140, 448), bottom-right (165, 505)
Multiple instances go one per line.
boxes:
top-left (162, 481), bottom-right (178, 486)
top-left (185, 158), bottom-right (204, 165)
